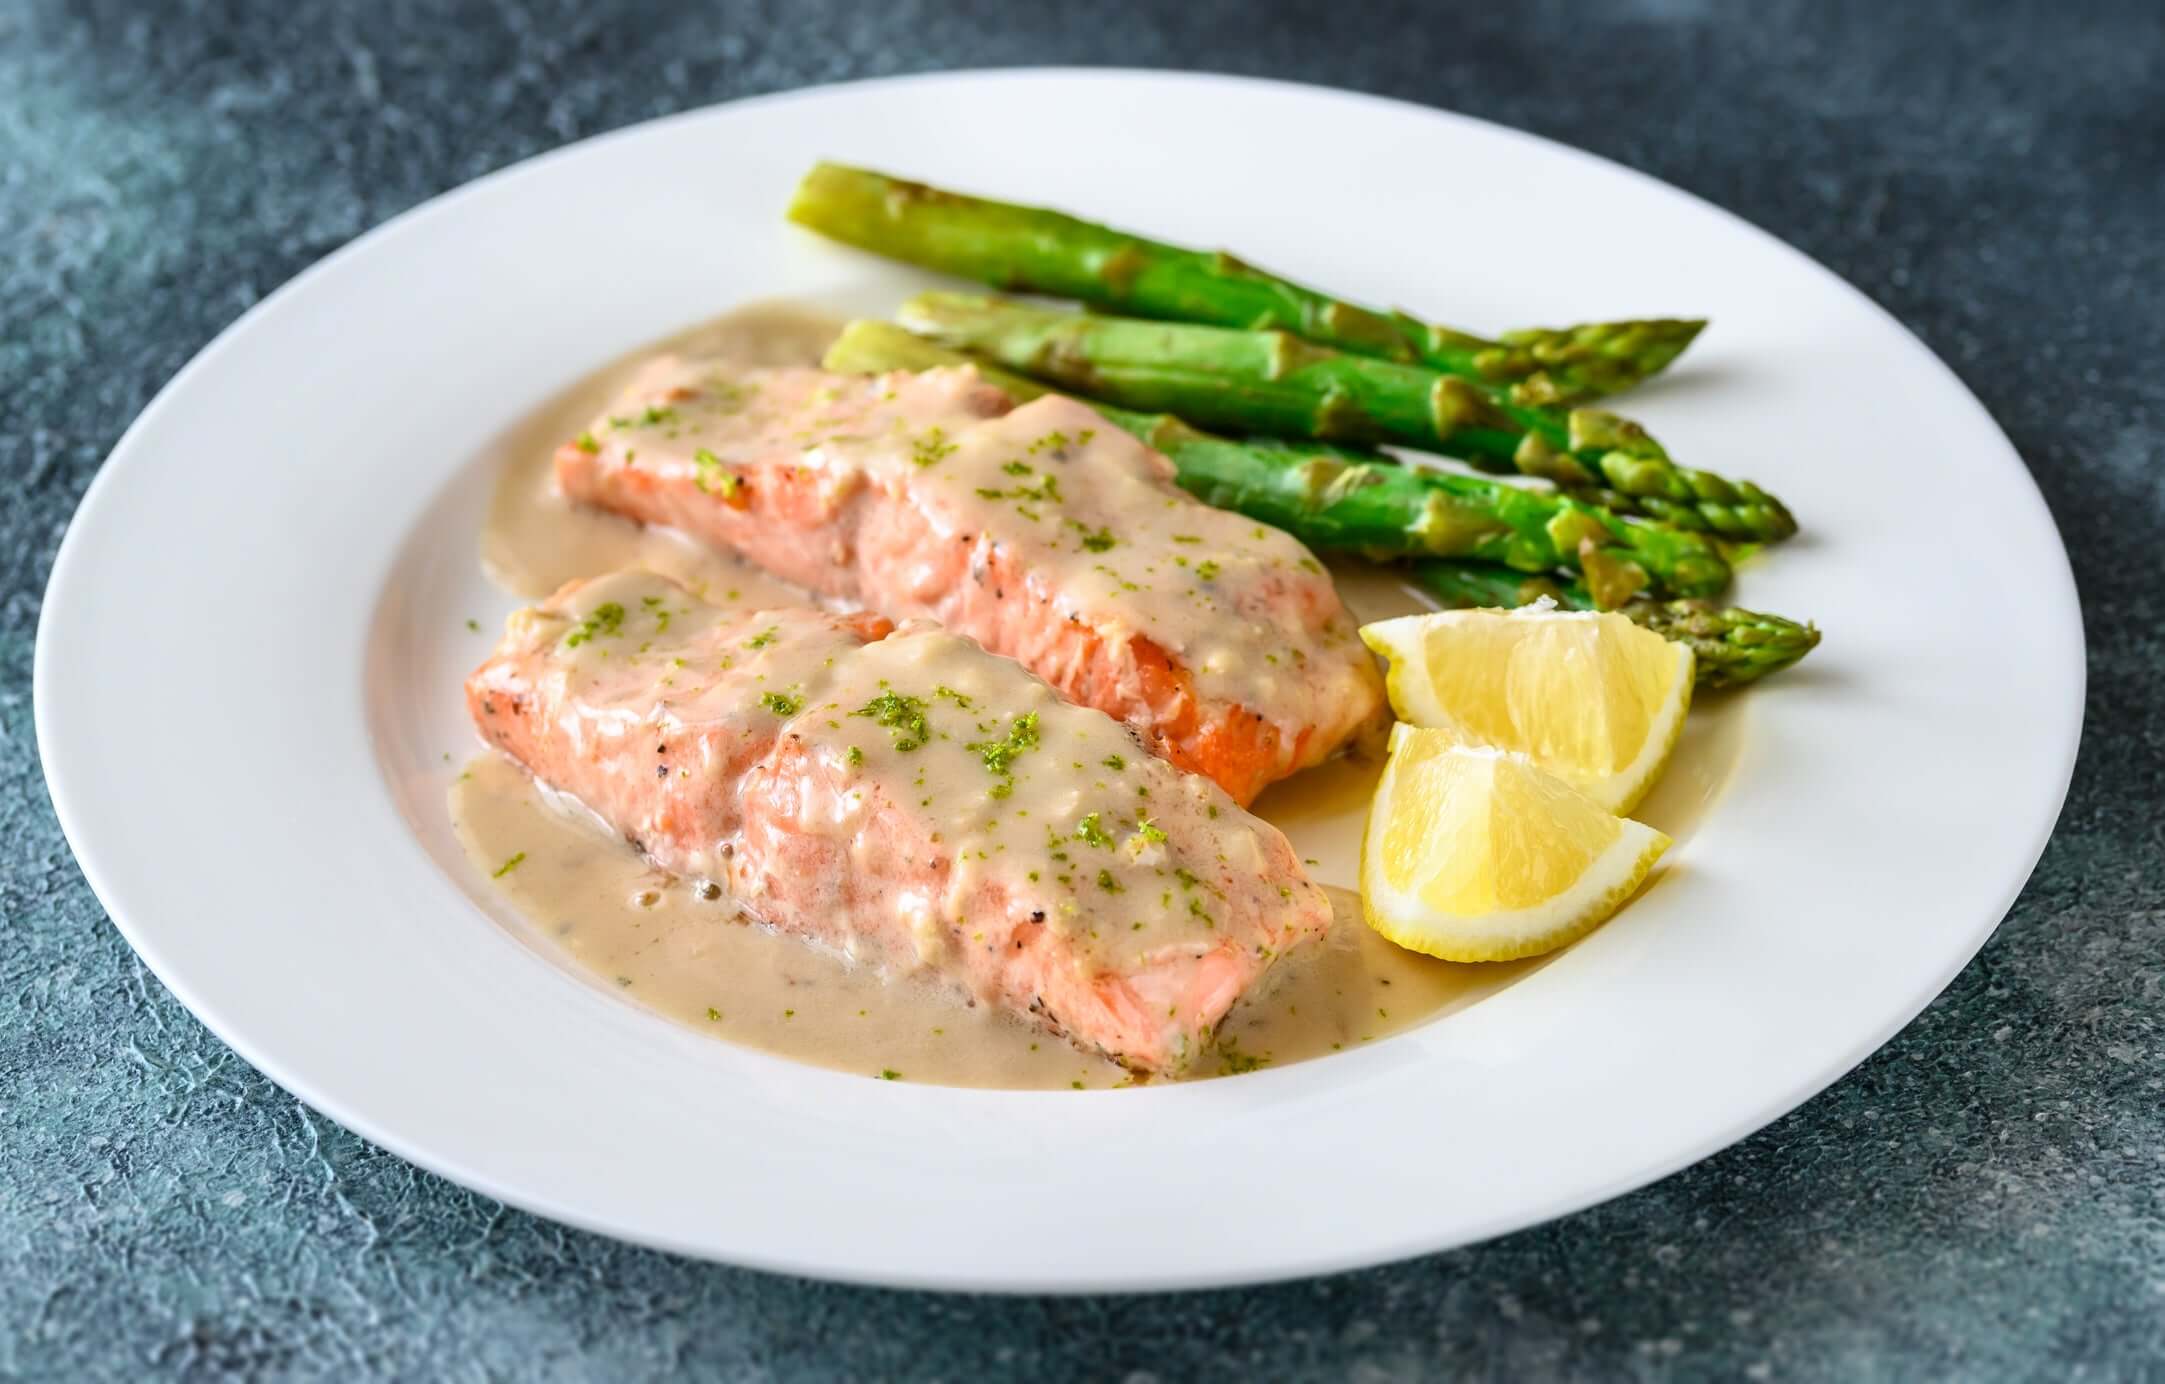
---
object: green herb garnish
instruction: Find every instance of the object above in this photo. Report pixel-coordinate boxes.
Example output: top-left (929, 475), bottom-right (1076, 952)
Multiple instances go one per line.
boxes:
top-left (492, 852), bottom-right (526, 879)
top-left (563, 602), bottom-right (625, 648)
top-left (1218, 1038), bottom-right (1269, 1076)
top-left (969, 713), bottom-right (1038, 778)
top-left (966, 712), bottom-right (1039, 799)
top-left (852, 690), bottom-right (931, 751)
top-left (910, 426), bottom-right (956, 467)
top-left (1074, 813), bottom-right (1114, 849)
top-left (693, 447), bottom-right (741, 498)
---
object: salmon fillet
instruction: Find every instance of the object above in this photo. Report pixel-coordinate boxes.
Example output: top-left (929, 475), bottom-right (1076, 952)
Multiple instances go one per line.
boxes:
top-left (554, 360), bottom-right (1384, 805)
top-left (467, 571), bottom-right (1333, 1074)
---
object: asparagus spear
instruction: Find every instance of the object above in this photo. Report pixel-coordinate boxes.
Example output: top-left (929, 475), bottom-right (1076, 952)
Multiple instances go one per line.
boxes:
top-left (787, 161), bottom-right (1703, 406)
top-left (1415, 563), bottom-right (1821, 688)
top-left (823, 323), bottom-right (1796, 677)
top-left (821, 321), bottom-right (1731, 601)
top-left (896, 292), bottom-right (1797, 543)
top-left (1486, 321), bottom-right (1708, 408)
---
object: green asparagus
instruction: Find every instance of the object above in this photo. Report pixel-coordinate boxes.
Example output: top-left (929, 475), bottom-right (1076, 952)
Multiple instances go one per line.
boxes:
top-left (1414, 563), bottom-right (1821, 688)
top-left (896, 292), bottom-right (1796, 543)
top-left (822, 321), bottom-right (1731, 601)
top-left (788, 161), bottom-right (1703, 406)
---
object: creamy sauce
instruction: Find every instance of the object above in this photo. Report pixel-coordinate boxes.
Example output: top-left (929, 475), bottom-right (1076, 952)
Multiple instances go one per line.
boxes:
top-left (481, 304), bottom-right (846, 602)
top-left (488, 570), bottom-right (1321, 990)
top-left (461, 301), bottom-right (1744, 1089)
top-left (453, 752), bottom-right (1129, 1089)
top-left (550, 356), bottom-right (1377, 781)
top-left (452, 751), bottom-right (1518, 1086)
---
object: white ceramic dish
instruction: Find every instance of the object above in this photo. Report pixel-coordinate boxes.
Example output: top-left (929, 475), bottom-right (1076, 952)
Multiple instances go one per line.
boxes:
top-left (34, 70), bottom-right (2082, 1292)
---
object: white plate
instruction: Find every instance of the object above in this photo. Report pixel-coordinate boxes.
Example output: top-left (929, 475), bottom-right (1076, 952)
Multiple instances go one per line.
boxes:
top-left (34, 70), bottom-right (2081, 1292)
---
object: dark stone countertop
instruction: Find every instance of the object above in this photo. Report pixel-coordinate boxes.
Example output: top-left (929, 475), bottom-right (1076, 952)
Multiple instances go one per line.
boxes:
top-left (3, 1), bottom-right (2159, 1377)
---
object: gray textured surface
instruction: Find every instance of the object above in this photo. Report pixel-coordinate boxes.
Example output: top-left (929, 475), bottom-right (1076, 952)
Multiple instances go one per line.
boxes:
top-left (5, 0), bottom-right (2160, 1377)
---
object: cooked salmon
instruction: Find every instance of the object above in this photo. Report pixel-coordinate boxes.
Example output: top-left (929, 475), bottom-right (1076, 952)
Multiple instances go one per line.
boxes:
top-left (467, 571), bottom-right (1333, 1074)
top-left (553, 360), bottom-right (1384, 804)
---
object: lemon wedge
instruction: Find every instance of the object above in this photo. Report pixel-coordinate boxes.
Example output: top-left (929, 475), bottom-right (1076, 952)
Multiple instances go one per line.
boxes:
top-left (1360, 606), bottom-right (1694, 813)
top-left (1360, 727), bottom-right (1671, 961)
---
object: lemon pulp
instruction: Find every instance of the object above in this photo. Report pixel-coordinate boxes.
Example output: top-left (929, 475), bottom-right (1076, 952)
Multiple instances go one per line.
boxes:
top-left (1360, 607), bottom-right (1694, 813)
top-left (1361, 728), bottom-right (1671, 962)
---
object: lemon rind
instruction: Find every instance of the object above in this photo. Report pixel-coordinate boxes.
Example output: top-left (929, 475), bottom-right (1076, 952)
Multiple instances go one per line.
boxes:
top-left (1358, 738), bottom-right (1673, 962)
top-left (1361, 609), bottom-right (1695, 815)
top-left (1585, 641), bottom-right (1695, 814)
top-left (1361, 813), bottom-right (1670, 962)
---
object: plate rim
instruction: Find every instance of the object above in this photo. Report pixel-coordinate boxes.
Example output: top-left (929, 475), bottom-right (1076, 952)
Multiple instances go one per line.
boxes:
top-left (33, 66), bottom-right (2085, 1292)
